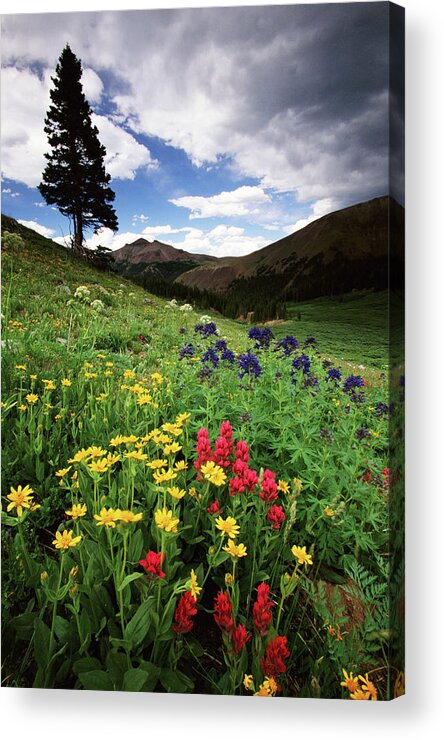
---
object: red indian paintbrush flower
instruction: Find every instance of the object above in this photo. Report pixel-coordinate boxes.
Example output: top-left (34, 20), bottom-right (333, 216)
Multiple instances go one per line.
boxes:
top-left (260, 635), bottom-right (290, 677)
top-left (267, 504), bottom-right (286, 530)
top-left (194, 427), bottom-right (213, 475)
top-left (231, 623), bottom-right (251, 654)
top-left (259, 469), bottom-right (278, 503)
top-left (173, 592), bottom-right (197, 634)
top-left (139, 550), bottom-right (166, 579)
top-left (253, 582), bottom-right (274, 635)
top-left (207, 499), bottom-right (223, 516)
top-left (214, 591), bottom-right (234, 633)
top-left (234, 440), bottom-right (249, 464)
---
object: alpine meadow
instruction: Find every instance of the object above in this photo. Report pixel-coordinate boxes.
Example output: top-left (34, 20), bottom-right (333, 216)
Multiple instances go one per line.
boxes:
top-left (1, 3), bottom-right (405, 700)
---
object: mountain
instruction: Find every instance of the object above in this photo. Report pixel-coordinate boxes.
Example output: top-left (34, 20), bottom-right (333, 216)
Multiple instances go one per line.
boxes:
top-left (112, 237), bottom-right (216, 282)
top-left (175, 196), bottom-right (404, 301)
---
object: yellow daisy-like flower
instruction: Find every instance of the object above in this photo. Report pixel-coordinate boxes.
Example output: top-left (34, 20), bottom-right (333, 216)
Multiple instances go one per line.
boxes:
top-left (176, 412), bottom-right (191, 424)
top-left (215, 516), bottom-right (240, 539)
top-left (340, 669), bottom-right (360, 693)
top-left (174, 460), bottom-right (188, 472)
top-left (118, 510), bottom-right (143, 524)
top-left (277, 480), bottom-right (290, 494)
top-left (154, 507), bottom-right (179, 533)
top-left (162, 422), bottom-right (182, 436)
top-left (122, 435), bottom-right (138, 444)
top-left (147, 459), bottom-right (169, 470)
top-left (109, 435), bottom-right (126, 447)
top-left (15, 364), bottom-right (27, 370)
top-left (30, 374), bottom-right (37, 380)
top-left (291, 545), bottom-right (313, 566)
top-left (52, 529), bottom-right (82, 550)
top-left (88, 459), bottom-right (109, 474)
top-left (19, 404), bottom-right (27, 411)
top-left (105, 453), bottom-right (120, 466)
top-left (188, 487), bottom-right (197, 497)
top-left (164, 442), bottom-right (182, 455)
top-left (358, 673), bottom-right (378, 701)
top-left (189, 569), bottom-right (202, 600)
top-left (68, 448), bottom-right (91, 464)
top-left (65, 503), bottom-right (87, 519)
top-left (324, 506), bottom-right (335, 517)
top-left (223, 539), bottom-right (248, 558)
top-left (26, 393), bottom-right (39, 404)
top-left (84, 372), bottom-right (97, 379)
top-left (167, 486), bottom-right (186, 500)
top-left (61, 378), bottom-right (72, 387)
top-left (6, 484), bottom-right (35, 518)
top-left (254, 676), bottom-right (278, 697)
top-left (87, 446), bottom-right (108, 459)
top-left (350, 689), bottom-right (371, 700)
top-left (137, 394), bottom-right (154, 406)
top-left (243, 674), bottom-right (254, 691)
top-left (42, 379), bottom-right (56, 390)
top-left (124, 450), bottom-right (148, 461)
top-left (150, 372), bottom-right (164, 384)
top-left (201, 461), bottom-right (227, 487)
top-left (153, 468), bottom-right (177, 485)
top-left (55, 466), bottom-right (72, 478)
top-left (94, 507), bottom-right (121, 528)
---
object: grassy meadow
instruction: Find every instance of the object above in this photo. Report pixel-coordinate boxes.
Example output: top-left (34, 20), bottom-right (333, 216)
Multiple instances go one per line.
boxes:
top-left (1, 218), bottom-right (404, 699)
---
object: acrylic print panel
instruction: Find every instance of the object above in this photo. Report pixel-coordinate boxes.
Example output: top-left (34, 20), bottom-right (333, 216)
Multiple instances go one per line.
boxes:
top-left (1, 2), bottom-right (404, 699)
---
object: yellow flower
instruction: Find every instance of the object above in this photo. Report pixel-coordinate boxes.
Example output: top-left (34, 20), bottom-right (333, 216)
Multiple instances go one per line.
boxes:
top-left (55, 466), bottom-right (72, 478)
top-left (164, 442), bottom-right (182, 455)
top-left (147, 459), bottom-right (168, 470)
top-left (243, 674), bottom-right (254, 690)
top-left (70, 566), bottom-right (79, 578)
top-left (122, 435), bottom-right (138, 444)
top-left (358, 673), bottom-right (378, 701)
top-left (150, 372), bottom-right (164, 383)
top-left (215, 516), bottom-right (240, 539)
top-left (42, 379), bottom-right (56, 390)
top-left (65, 503), bottom-right (87, 519)
top-left (6, 484), bottom-right (35, 517)
top-left (94, 508), bottom-right (121, 528)
top-left (291, 545), bottom-right (313, 566)
top-left (68, 448), bottom-right (91, 464)
top-left (61, 378), bottom-right (72, 387)
top-left (105, 361), bottom-right (113, 367)
top-left (87, 446), bottom-right (108, 458)
top-left (189, 569), bottom-right (202, 600)
top-left (52, 529), bottom-right (82, 550)
top-left (254, 677), bottom-right (278, 697)
top-left (324, 506), bottom-right (335, 517)
top-left (30, 374), bottom-right (37, 380)
top-left (137, 394), bottom-right (154, 406)
top-left (109, 435), bottom-right (126, 447)
top-left (223, 539), bottom-right (247, 558)
top-left (26, 393), bottom-right (38, 404)
top-left (225, 573), bottom-right (234, 586)
top-left (104, 370), bottom-right (113, 376)
top-left (154, 507), bottom-right (179, 533)
top-left (153, 468), bottom-right (177, 485)
top-left (340, 669), bottom-right (360, 694)
top-left (118, 510), bottom-right (143, 524)
top-left (201, 461), bottom-right (227, 486)
top-left (350, 689), bottom-right (371, 700)
top-left (277, 480), bottom-right (290, 494)
top-left (123, 369), bottom-right (136, 380)
top-left (15, 364), bottom-right (26, 370)
top-left (84, 372), bottom-right (97, 379)
top-left (167, 486), bottom-right (186, 500)
top-left (174, 460), bottom-right (188, 471)
top-left (124, 450), bottom-right (148, 461)
top-left (19, 404), bottom-right (27, 411)
top-left (176, 412), bottom-right (191, 424)
top-left (88, 459), bottom-right (109, 474)
top-left (188, 487), bottom-right (197, 497)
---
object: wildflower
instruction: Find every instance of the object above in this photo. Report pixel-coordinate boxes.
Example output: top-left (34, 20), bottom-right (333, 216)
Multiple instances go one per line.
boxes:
top-left (223, 539), bottom-right (247, 558)
top-left (147, 458), bottom-right (168, 470)
top-left (123, 369), bottom-right (136, 380)
top-left (167, 486), bottom-right (186, 500)
top-left (52, 529), bottom-right (82, 550)
top-left (340, 669), bottom-right (360, 693)
top-left (153, 468), bottom-right (177, 485)
top-left (213, 591), bottom-right (234, 633)
top-left (68, 448), bottom-right (91, 464)
top-left (164, 442), bottom-right (182, 455)
top-left (154, 507), bottom-right (179, 533)
top-left (42, 379), bottom-right (56, 390)
top-left (232, 624), bottom-right (251, 654)
top-left (70, 566), bottom-right (79, 579)
top-left (326, 367), bottom-right (342, 383)
top-left (201, 460), bottom-right (227, 486)
top-left (260, 636), bottom-right (290, 677)
top-left (248, 326), bottom-right (274, 350)
top-left (124, 450), bottom-right (148, 461)
top-left (188, 487), bottom-right (197, 497)
top-left (243, 674), bottom-right (254, 691)
top-left (84, 372), bottom-right (97, 379)
top-left (275, 335), bottom-right (299, 356)
top-left (19, 404), bottom-right (27, 411)
top-left (87, 446), bottom-right (108, 458)
top-left (174, 460), bottom-right (188, 471)
top-left (118, 510), bottom-right (143, 523)
top-left (266, 504), bottom-right (285, 530)
top-left (328, 624), bottom-right (343, 641)
top-left (176, 412), bottom-right (191, 424)
top-left (55, 466), bottom-right (71, 478)
top-left (292, 354), bottom-right (311, 375)
top-left (277, 480), bottom-right (290, 494)
top-left (238, 350), bottom-right (263, 381)
top-left (291, 545), bottom-right (313, 566)
top-left (215, 516), bottom-right (240, 539)
top-left (40, 571), bottom-right (49, 582)
top-left (88, 459), bottom-right (109, 474)
top-left (225, 573), bottom-right (234, 586)
top-left (350, 689), bottom-right (371, 700)
top-left (324, 506), bottom-right (335, 517)
top-left (202, 347), bottom-right (220, 369)
top-left (253, 582), bottom-right (273, 635)
top-left (179, 342), bottom-right (195, 361)
top-left (26, 393), bottom-right (38, 404)
top-left (94, 508), bottom-right (121, 528)
top-left (139, 551), bottom-right (166, 579)
top-left (359, 673), bottom-right (378, 701)
top-left (173, 592), bottom-right (197, 634)
top-left (254, 676), bottom-right (279, 697)
top-left (189, 569), bottom-right (202, 600)
top-left (65, 503), bottom-right (87, 519)
top-left (194, 427), bottom-right (213, 473)
top-left (61, 378), bottom-right (72, 387)
top-left (6, 484), bottom-right (35, 517)
top-left (207, 499), bottom-right (223, 516)
top-left (355, 427), bottom-right (371, 441)
top-left (15, 364), bottom-right (26, 370)
top-left (259, 469), bottom-right (278, 503)
top-left (343, 375), bottom-right (365, 393)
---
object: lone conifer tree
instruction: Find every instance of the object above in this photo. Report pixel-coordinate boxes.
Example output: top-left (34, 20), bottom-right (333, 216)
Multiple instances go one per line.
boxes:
top-left (38, 45), bottom-right (118, 251)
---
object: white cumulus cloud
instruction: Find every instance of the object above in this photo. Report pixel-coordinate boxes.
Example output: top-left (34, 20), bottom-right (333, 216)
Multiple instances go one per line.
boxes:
top-left (170, 186), bottom-right (271, 219)
top-left (18, 219), bottom-right (55, 237)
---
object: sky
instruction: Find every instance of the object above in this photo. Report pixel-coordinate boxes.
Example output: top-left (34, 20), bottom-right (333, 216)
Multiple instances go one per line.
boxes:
top-left (1, 2), bottom-right (403, 257)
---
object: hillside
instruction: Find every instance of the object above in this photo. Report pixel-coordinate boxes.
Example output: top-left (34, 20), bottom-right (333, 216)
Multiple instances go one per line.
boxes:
top-left (112, 237), bottom-right (216, 282)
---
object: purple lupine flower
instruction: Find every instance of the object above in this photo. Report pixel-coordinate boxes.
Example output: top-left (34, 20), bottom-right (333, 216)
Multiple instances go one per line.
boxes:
top-left (343, 375), bottom-right (365, 393)
top-left (179, 342), bottom-right (195, 360)
top-left (248, 326), bottom-right (274, 350)
top-left (238, 350), bottom-right (263, 380)
top-left (275, 335), bottom-right (299, 356)
top-left (326, 367), bottom-right (342, 383)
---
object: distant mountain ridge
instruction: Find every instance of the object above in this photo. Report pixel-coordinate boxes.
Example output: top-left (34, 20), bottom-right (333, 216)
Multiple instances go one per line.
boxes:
top-left (112, 237), bottom-right (216, 282)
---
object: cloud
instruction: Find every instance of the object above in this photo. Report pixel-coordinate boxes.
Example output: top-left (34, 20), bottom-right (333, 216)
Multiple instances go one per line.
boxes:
top-left (283, 198), bottom-right (341, 234)
top-left (18, 219), bottom-right (55, 237)
top-left (170, 186), bottom-right (271, 219)
top-left (132, 213), bottom-right (150, 223)
top-left (2, 187), bottom-right (20, 197)
top-left (82, 68), bottom-right (103, 103)
top-left (92, 114), bottom-right (158, 179)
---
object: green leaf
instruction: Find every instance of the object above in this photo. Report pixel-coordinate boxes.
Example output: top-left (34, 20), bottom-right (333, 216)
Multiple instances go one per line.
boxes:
top-left (160, 668), bottom-right (194, 694)
top-left (54, 615), bottom-right (71, 644)
top-left (117, 572), bottom-right (144, 592)
top-left (128, 528), bottom-right (143, 564)
top-left (138, 661), bottom-right (161, 691)
top-left (124, 597), bottom-right (153, 648)
top-left (33, 617), bottom-right (50, 669)
top-left (73, 657), bottom-right (103, 676)
top-left (122, 668), bottom-right (149, 692)
top-left (78, 670), bottom-right (114, 691)
top-left (106, 651), bottom-right (128, 688)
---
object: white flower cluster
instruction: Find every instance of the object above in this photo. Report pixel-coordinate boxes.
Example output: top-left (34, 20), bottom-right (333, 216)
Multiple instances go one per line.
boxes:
top-left (74, 285), bottom-right (91, 302)
top-left (90, 299), bottom-right (105, 313)
top-left (199, 315), bottom-right (212, 323)
top-left (179, 303), bottom-right (193, 313)
top-left (166, 299), bottom-right (194, 312)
